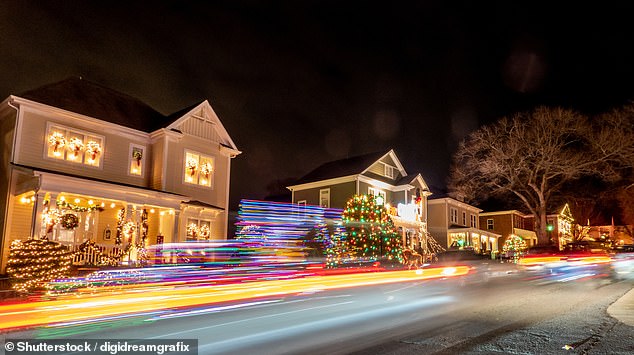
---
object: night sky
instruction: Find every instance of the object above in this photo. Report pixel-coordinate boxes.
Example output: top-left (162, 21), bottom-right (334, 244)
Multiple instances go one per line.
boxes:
top-left (2, 1), bottom-right (634, 212)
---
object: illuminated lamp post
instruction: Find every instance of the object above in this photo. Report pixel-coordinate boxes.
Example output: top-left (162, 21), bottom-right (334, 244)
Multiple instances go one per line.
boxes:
top-left (547, 224), bottom-right (554, 246)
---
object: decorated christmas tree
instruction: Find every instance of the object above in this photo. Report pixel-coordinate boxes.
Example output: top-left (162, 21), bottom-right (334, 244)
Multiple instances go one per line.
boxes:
top-left (502, 235), bottom-right (527, 262)
top-left (6, 238), bottom-right (73, 293)
top-left (328, 194), bottom-right (403, 266)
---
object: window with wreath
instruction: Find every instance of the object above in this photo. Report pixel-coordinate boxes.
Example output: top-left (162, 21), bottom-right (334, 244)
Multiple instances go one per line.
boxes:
top-left (186, 218), bottom-right (212, 240)
top-left (184, 151), bottom-right (214, 187)
top-left (129, 144), bottom-right (145, 176)
top-left (46, 124), bottom-right (103, 167)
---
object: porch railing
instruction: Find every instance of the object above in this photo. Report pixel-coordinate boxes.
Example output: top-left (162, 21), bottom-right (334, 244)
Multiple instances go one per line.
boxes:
top-left (65, 242), bottom-right (125, 266)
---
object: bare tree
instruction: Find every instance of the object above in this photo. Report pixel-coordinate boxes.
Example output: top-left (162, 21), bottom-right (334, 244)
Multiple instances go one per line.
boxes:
top-left (617, 186), bottom-right (634, 236)
top-left (449, 106), bottom-right (634, 244)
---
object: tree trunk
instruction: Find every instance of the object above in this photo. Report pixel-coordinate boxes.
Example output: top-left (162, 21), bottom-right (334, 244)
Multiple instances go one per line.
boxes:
top-left (537, 204), bottom-right (549, 246)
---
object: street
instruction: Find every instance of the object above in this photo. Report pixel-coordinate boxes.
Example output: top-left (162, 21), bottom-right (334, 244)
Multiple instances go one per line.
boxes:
top-left (2, 270), bottom-right (633, 354)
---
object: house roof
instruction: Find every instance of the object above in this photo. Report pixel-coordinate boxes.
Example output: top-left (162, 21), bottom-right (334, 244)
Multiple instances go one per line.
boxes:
top-left (396, 174), bottom-right (419, 186)
top-left (292, 150), bottom-right (388, 186)
top-left (289, 149), bottom-right (430, 193)
top-left (18, 77), bottom-right (190, 133)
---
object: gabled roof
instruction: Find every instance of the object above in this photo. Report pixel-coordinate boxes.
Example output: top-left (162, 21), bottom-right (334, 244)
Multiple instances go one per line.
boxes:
top-left (558, 203), bottom-right (574, 221)
top-left (289, 149), bottom-right (429, 192)
top-left (18, 77), bottom-right (172, 132)
top-left (166, 100), bottom-right (239, 151)
top-left (291, 150), bottom-right (387, 186)
top-left (397, 173), bottom-right (429, 189)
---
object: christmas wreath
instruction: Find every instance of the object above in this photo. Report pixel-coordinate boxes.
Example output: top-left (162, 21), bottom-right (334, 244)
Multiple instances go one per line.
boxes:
top-left (60, 213), bottom-right (80, 229)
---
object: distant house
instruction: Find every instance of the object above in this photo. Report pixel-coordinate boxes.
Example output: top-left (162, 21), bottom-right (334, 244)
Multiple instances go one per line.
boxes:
top-left (286, 150), bottom-right (432, 250)
top-left (478, 204), bottom-right (575, 250)
top-left (0, 77), bottom-right (241, 272)
top-left (523, 204), bottom-right (574, 248)
top-left (586, 224), bottom-right (633, 246)
top-left (478, 210), bottom-right (538, 250)
top-left (427, 197), bottom-right (501, 254)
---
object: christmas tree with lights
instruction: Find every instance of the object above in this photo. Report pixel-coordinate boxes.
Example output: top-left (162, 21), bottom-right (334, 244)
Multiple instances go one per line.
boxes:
top-left (6, 238), bottom-right (73, 293)
top-left (328, 194), bottom-right (403, 266)
top-left (502, 235), bottom-right (527, 262)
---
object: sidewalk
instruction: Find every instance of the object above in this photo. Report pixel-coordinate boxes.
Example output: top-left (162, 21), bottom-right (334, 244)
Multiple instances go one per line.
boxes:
top-left (607, 285), bottom-right (634, 326)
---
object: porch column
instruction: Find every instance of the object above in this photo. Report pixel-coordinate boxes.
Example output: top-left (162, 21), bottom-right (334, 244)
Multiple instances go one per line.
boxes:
top-left (30, 191), bottom-right (47, 239)
top-left (125, 204), bottom-right (135, 245)
top-left (171, 210), bottom-right (180, 243)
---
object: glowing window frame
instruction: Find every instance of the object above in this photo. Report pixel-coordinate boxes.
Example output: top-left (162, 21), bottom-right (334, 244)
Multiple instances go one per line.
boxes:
top-left (183, 150), bottom-right (215, 188)
top-left (128, 143), bottom-right (146, 177)
top-left (45, 122), bottom-right (104, 168)
top-left (186, 218), bottom-right (212, 240)
top-left (368, 187), bottom-right (386, 202)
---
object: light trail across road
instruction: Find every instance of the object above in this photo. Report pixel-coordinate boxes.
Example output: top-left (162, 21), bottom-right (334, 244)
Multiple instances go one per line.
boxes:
top-left (0, 266), bottom-right (469, 331)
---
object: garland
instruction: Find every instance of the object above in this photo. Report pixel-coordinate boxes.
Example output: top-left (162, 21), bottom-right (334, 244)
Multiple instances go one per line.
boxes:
top-left (115, 208), bottom-right (125, 245)
top-left (141, 209), bottom-right (148, 244)
top-left (56, 199), bottom-right (104, 212)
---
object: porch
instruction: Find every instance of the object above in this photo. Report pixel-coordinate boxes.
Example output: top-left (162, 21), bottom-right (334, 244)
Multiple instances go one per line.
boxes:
top-left (2, 169), bottom-right (225, 272)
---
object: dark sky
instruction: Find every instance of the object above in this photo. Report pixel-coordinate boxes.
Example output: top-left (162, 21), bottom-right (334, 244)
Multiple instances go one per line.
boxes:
top-left (2, 1), bottom-right (634, 211)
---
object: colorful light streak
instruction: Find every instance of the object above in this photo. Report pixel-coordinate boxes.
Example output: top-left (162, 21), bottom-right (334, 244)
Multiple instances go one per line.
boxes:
top-left (0, 267), bottom-right (469, 331)
top-left (236, 199), bottom-right (343, 241)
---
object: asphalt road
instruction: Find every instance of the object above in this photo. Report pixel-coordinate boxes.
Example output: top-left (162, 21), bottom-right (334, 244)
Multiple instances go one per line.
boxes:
top-left (2, 273), bottom-right (633, 354)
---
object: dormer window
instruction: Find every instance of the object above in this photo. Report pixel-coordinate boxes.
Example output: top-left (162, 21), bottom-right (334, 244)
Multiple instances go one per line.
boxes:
top-left (46, 123), bottom-right (103, 167)
top-left (384, 164), bottom-right (395, 179)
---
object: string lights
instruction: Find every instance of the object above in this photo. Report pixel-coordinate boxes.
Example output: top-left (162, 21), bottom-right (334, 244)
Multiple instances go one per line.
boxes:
top-left (6, 239), bottom-right (72, 293)
top-left (330, 194), bottom-right (404, 267)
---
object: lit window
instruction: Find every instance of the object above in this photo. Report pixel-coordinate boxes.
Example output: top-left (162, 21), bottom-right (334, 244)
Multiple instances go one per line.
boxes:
top-left (129, 144), bottom-right (145, 176)
top-left (184, 150), bottom-right (214, 187)
top-left (368, 187), bottom-right (386, 202)
top-left (186, 218), bottom-right (211, 240)
top-left (46, 125), bottom-right (103, 167)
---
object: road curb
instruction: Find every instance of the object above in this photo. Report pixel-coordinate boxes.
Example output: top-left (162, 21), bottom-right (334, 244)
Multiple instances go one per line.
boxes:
top-left (607, 285), bottom-right (634, 326)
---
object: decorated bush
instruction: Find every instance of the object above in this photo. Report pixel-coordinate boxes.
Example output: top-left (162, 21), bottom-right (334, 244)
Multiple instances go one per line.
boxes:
top-left (6, 238), bottom-right (72, 293)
